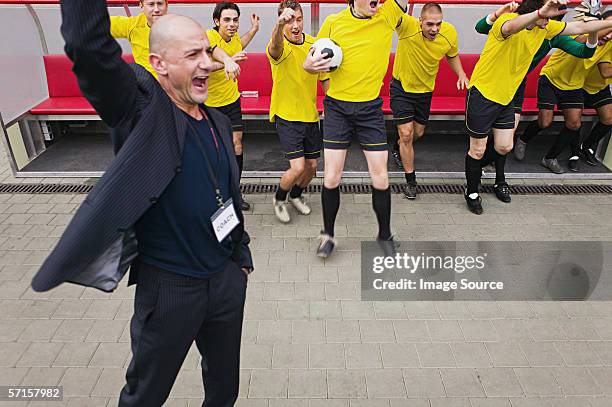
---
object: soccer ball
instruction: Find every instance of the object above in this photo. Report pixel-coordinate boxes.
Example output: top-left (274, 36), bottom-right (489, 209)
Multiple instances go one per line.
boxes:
top-left (311, 38), bottom-right (343, 72)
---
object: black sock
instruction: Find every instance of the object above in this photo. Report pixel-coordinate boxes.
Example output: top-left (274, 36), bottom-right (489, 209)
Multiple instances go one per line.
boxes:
top-left (405, 171), bottom-right (416, 184)
top-left (236, 154), bottom-right (244, 179)
top-left (570, 130), bottom-right (582, 157)
top-left (372, 187), bottom-right (391, 240)
top-left (494, 151), bottom-right (507, 185)
top-left (546, 126), bottom-right (580, 159)
top-left (480, 144), bottom-right (496, 167)
top-left (275, 186), bottom-right (289, 201)
top-left (322, 186), bottom-right (340, 237)
top-left (465, 154), bottom-right (482, 195)
top-left (289, 185), bottom-right (303, 199)
top-left (583, 123), bottom-right (611, 151)
top-left (521, 120), bottom-right (542, 143)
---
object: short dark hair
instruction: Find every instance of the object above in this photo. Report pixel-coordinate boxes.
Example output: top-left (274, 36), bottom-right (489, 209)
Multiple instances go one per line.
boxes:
top-left (603, 9), bottom-right (612, 19)
top-left (278, 0), bottom-right (302, 16)
top-left (421, 2), bottom-right (442, 15)
top-left (213, 2), bottom-right (240, 26)
top-left (516, 0), bottom-right (544, 15)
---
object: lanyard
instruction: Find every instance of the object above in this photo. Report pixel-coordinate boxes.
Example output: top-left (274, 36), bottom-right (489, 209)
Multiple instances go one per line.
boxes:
top-left (185, 109), bottom-right (225, 209)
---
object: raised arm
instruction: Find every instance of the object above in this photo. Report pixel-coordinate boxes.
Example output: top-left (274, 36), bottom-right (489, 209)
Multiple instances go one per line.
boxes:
top-left (61, 0), bottom-right (137, 128)
top-left (560, 19), bottom-right (612, 36)
top-left (269, 8), bottom-right (296, 60)
top-left (552, 34), bottom-right (597, 58)
top-left (475, 2), bottom-right (519, 35)
top-left (501, 0), bottom-right (567, 37)
top-left (240, 13), bottom-right (260, 49)
top-left (475, 16), bottom-right (493, 34)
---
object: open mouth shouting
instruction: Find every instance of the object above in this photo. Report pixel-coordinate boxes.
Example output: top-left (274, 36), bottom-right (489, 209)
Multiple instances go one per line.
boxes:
top-left (192, 75), bottom-right (209, 92)
top-left (368, 0), bottom-right (379, 13)
top-left (290, 28), bottom-right (301, 39)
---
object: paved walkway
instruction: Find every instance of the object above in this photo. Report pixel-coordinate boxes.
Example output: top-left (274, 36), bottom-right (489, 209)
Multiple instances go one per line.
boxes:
top-left (1, 143), bottom-right (612, 406)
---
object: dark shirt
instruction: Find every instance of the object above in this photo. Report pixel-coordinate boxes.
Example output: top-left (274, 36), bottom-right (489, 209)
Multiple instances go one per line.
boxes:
top-left (136, 111), bottom-right (233, 278)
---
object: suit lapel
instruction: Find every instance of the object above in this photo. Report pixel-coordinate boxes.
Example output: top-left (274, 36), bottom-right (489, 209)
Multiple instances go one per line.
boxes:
top-left (172, 103), bottom-right (187, 159)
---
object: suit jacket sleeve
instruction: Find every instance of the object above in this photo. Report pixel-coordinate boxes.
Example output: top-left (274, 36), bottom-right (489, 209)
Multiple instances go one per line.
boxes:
top-left (61, 0), bottom-right (138, 128)
top-left (215, 111), bottom-right (254, 270)
top-left (240, 230), bottom-right (253, 270)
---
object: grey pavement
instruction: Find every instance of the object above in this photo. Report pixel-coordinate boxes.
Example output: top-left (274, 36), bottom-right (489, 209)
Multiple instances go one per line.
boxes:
top-left (2, 144), bottom-right (612, 406)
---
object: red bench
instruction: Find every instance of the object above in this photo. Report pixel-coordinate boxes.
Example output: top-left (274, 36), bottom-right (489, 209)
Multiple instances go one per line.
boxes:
top-left (30, 54), bottom-right (134, 116)
top-left (30, 53), bottom-right (595, 118)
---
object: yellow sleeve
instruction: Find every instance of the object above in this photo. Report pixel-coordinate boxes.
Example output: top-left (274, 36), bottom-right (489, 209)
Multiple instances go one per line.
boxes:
top-left (544, 19), bottom-right (566, 40)
top-left (599, 52), bottom-right (612, 65)
top-left (266, 40), bottom-right (291, 65)
top-left (446, 23), bottom-right (459, 57)
top-left (380, 0), bottom-right (406, 30)
top-left (317, 15), bottom-right (333, 39)
top-left (396, 14), bottom-right (419, 38)
top-left (595, 45), bottom-right (612, 65)
top-left (491, 13), bottom-right (516, 41)
top-left (110, 16), bottom-right (130, 38)
top-left (585, 42), bottom-right (612, 69)
top-left (206, 29), bottom-right (221, 49)
top-left (235, 33), bottom-right (244, 52)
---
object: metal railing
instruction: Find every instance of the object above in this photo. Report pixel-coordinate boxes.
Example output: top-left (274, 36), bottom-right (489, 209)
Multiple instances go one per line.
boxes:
top-left (0, 0), bottom-right (608, 3)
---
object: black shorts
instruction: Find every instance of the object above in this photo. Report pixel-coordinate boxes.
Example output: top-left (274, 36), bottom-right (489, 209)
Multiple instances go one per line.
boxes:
top-left (537, 75), bottom-right (584, 111)
top-left (389, 78), bottom-right (432, 126)
top-left (465, 86), bottom-right (515, 139)
top-left (322, 96), bottom-right (387, 151)
top-left (583, 87), bottom-right (612, 109)
top-left (512, 79), bottom-right (527, 114)
top-left (215, 98), bottom-right (243, 131)
top-left (275, 117), bottom-right (322, 160)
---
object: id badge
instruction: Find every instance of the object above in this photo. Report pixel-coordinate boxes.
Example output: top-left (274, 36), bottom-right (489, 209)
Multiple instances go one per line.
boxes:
top-left (211, 198), bottom-right (240, 242)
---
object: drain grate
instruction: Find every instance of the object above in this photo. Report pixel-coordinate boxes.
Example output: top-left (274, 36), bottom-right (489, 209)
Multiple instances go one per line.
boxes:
top-left (244, 183), bottom-right (612, 195)
top-left (1, 183), bottom-right (612, 195)
top-left (0, 184), bottom-right (93, 194)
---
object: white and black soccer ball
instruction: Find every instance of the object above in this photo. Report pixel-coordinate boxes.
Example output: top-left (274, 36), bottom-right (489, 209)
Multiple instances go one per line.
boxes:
top-left (310, 38), bottom-right (343, 72)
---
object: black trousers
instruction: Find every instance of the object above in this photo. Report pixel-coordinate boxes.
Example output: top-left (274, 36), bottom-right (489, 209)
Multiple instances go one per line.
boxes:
top-left (118, 260), bottom-right (247, 407)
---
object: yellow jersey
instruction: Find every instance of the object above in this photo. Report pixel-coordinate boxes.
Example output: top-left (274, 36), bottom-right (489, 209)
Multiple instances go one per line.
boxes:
top-left (110, 13), bottom-right (156, 77)
top-left (540, 39), bottom-right (595, 91)
top-left (393, 15), bottom-right (459, 93)
top-left (469, 13), bottom-right (566, 105)
top-left (205, 29), bottom-right (242, 107)
top-left (267, 34), bottom-right (320, 123)
top-left (317, 0), bottom-right (406, 102)
top-left (583, 42), bottom-right (612, 94)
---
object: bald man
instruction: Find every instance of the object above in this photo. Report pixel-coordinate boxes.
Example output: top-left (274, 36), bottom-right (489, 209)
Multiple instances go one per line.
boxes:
top-left (31, 1), bottom-right (253, 406)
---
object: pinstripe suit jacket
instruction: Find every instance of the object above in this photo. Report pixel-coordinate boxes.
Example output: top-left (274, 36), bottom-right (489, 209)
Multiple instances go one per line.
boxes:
top-left (31, 0), bottom-right (252, 292)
